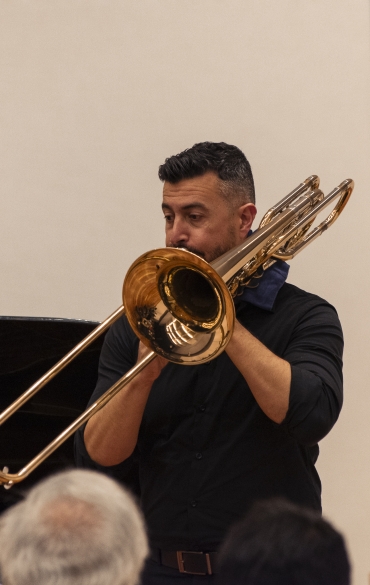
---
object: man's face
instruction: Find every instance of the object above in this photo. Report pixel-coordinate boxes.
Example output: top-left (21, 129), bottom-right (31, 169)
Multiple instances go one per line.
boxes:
top-left (162, 172), bottom-right (256, 263)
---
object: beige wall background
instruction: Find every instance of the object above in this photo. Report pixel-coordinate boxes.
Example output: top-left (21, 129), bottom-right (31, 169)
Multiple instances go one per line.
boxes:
top-left (1, 0), bottom-right (369, 582)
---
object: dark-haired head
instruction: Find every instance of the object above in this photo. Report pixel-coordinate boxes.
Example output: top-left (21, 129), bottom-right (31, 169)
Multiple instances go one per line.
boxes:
top-left (158, 142), bottom-right (255, 208)
top-left (217, 498), bottom-right (351, 585)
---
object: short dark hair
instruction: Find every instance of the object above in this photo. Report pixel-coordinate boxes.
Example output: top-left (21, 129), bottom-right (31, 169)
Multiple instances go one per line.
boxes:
top-left (217, 498), bottom-right (351, 585)
top-left (158, 142), bottom-right (255, 206)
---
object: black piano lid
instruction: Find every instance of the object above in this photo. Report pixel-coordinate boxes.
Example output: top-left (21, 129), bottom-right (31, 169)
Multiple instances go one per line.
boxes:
top-left (0, 316), bottom-right (103, 510)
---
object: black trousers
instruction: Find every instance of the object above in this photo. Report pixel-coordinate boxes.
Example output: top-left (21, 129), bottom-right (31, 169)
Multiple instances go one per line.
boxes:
top-left (141, 559), bottom-right (216, 585)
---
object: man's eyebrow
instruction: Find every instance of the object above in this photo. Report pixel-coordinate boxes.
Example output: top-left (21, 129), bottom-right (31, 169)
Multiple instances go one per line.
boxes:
top-left (161, 202), bottom-right (208, 211)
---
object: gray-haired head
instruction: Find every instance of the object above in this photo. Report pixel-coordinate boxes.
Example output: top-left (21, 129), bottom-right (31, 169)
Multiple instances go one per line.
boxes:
top-left (0, 469), bottom-right (148, 585)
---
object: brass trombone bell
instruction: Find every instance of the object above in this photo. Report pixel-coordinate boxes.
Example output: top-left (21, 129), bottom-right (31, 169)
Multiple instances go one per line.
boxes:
top-left (0, 175), bottom-right (354, 487)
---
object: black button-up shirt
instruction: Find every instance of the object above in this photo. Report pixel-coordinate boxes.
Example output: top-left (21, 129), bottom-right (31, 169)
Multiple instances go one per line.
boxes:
top-left (75, 264), bottom-right (343, 551)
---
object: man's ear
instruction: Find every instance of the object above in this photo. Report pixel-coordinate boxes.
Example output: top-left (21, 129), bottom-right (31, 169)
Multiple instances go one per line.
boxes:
top-left (238, 203), bottom-right (257, 238)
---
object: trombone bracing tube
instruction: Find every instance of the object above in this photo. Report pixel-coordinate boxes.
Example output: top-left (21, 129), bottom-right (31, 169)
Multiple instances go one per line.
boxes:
top-left (0, 350), bottom-right (156, 488)
top-left (0, 176), bottom-right (354, 487)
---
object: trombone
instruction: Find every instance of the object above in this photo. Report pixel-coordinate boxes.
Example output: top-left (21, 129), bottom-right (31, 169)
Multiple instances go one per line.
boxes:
top-left (0, 175), bottom-right (354, 488)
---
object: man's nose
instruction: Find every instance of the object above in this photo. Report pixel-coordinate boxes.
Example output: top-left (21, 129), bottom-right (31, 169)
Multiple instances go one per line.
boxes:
top-left (169, 218), bottom-right (189, 246)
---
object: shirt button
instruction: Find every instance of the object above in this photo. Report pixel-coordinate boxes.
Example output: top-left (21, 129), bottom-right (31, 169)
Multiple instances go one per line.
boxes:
top-left (195, 452), bottom-right (202, 460)
top-left (191, 500), bottom-right (197, 507)
top-left (199, 405), bottom-right (206, 412)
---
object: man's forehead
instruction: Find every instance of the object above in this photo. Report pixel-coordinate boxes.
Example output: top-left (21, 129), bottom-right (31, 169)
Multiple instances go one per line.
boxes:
top-left (161, 200), bottom-right (208, 211)
top-left (162, 172), bottom-right (222, 204)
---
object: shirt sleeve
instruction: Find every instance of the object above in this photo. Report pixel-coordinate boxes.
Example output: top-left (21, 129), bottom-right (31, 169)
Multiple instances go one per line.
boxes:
top-left (280, 301), bottom-right (344, 445)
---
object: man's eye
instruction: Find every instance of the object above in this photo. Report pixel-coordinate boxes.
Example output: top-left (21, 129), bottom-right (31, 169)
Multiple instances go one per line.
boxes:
top-left (164, 215), bottom-right (173, 222)
top-left (189, 214), bottom-right (201, 221)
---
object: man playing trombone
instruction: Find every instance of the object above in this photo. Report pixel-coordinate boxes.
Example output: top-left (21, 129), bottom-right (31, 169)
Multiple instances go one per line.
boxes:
top-left (75, 142), bottom-right (344, 583)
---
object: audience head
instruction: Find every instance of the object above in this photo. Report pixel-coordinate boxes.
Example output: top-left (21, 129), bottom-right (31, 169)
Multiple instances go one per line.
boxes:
top-left (217, 498), bottom-right (351, 585)
top-left (0, 469), bottom-right (148, 585)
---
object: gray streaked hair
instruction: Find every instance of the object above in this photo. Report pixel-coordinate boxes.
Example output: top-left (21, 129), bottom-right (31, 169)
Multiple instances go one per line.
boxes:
top-left (0, 469), bottom-right (148, 585)
top-left (158, 142), bottom-right (256, 207)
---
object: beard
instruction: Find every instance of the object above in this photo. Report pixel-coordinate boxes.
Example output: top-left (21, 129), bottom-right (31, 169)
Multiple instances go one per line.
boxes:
top-left (170, 226), bottom-right (239, 264)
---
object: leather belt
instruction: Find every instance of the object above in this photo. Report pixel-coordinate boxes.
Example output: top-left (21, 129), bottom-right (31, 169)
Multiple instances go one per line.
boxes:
top-left (152, 549), bottom-right (218, 575)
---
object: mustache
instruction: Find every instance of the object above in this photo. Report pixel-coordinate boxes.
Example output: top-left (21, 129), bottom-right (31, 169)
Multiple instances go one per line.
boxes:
top-left (167, 244), bottom-right (205, 259)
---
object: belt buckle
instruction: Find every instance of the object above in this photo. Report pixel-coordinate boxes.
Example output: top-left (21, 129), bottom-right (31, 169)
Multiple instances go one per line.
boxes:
top-left (176, 550), bottom-right (212, 575)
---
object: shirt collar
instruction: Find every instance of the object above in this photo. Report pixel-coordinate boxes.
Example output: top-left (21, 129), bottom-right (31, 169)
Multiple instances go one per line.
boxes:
top-left (233, 230), bottom-right (289, 311)
top-left (235, 260), bottom-right (289, 311)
